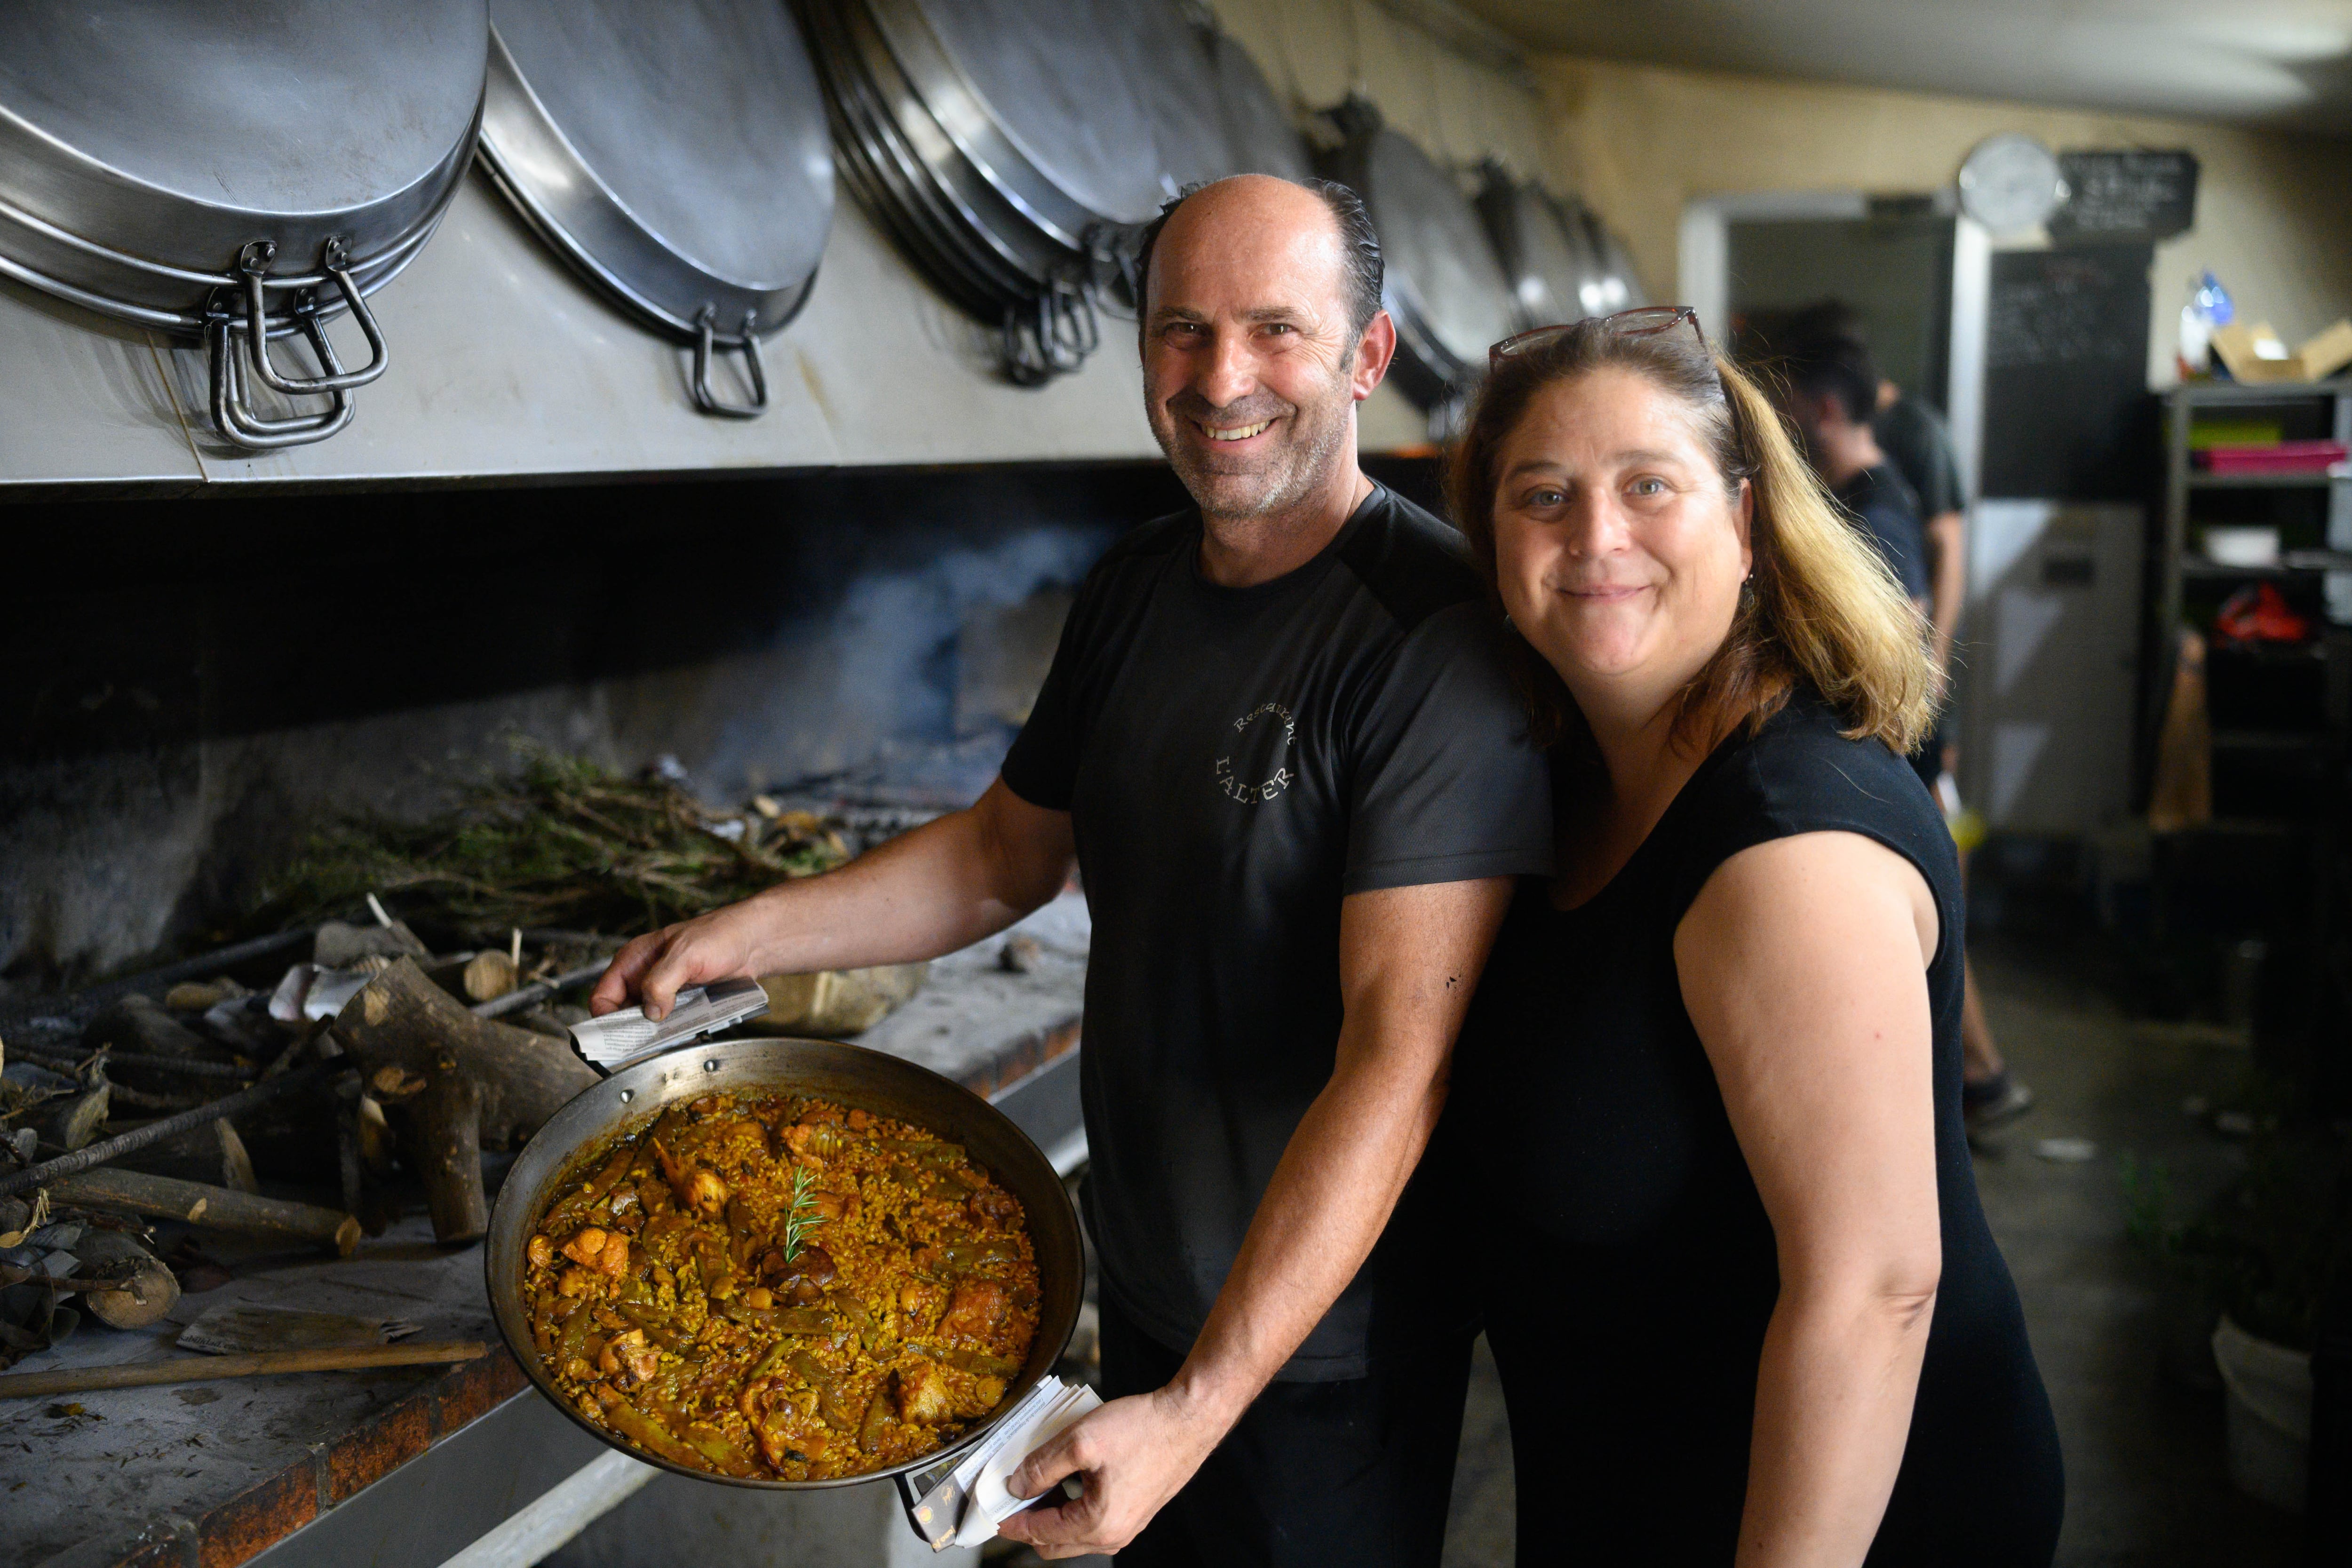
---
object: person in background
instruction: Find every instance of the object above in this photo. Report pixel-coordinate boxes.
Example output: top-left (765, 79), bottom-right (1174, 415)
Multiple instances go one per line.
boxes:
top-left (1451, 309), bottom-right (2064, 1565)
top-left (592, 174), bottom-right (1552, 1565)
top-left (1778, 331), bottom-right (1929, 599)
top-left (1775, 301), bottom-right (1966, 685)
top-left (1780, 327), bottom-right (2033, 1134)
top-left (1872, 378), bottom-right (1967, 692)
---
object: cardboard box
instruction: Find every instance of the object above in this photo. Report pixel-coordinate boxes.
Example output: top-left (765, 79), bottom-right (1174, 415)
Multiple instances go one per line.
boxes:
top-left (2211, 318), bottom-right (2352, 383)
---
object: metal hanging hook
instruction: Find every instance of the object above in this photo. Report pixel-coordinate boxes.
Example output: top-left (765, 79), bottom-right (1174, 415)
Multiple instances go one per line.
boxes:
top-left (238, 236), bottom-right (389, 396)
top-left (207, 308), bottom-right (355, 449)
top-left (690, 305), bottom-right (768, 419)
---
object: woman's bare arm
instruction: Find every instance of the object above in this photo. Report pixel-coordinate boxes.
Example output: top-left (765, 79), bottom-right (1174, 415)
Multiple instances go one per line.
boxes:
top-left (1675, 830), bottom-right (1944, 1568)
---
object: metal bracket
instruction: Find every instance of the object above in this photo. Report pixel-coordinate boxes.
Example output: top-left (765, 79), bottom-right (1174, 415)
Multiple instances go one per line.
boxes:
top-left (1081, 219), bottom-right (1146, 316)
top-left (689, 306), bottom-right (767, 419)
top-left (238, 237), bottom-right (389, 395)
top-left (206, 310), bottom-right (356, 449)
top-left (1000, 280), bottom-right (1099, 387)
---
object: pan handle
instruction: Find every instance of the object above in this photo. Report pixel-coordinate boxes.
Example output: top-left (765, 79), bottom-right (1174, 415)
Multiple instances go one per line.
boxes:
top-left (1042, 281), bottom-right (1098, 373)
top-left (239, 238), bottom-right (390, 396)
top-left (207, 314), bottom-right (357, 450)
top-left (1001, 299), bottom-right (1052, 387)
top-left (999, 281), bottom-right (1099, 387)
top-left (691, 306), bottom-right (769, 419)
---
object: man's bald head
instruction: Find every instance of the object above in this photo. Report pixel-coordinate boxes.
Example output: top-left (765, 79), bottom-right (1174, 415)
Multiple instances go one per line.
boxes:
top-left (1134, 175), bottom-right (1383, 341)
top-left (1134, 174), bottom-right (1396, 525)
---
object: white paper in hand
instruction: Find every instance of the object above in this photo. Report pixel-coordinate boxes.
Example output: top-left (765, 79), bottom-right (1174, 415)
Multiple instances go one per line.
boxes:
top-left (566, 976), bottom-right (768, 1074)
top-left (952, 1379), bottom-right (1103, 1548)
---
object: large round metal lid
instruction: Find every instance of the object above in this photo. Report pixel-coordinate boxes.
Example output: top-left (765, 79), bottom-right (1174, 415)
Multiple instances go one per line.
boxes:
top-left (888, 0), bottom-right (1166, 229)
top-left (0, 0), bottom-right (484, 319)
top-left (1480, 173), bottom-right (1608, 332)
top-left (1121, 0), bottom-right (1233, 199)
top-left (1582, 210), bottom-right (1648, 314)
top-left (481, 0), bottom-right (833, 338)
top-left (1360, 123), bottom-right (1514, 386)
top-left (1210, 32), bottom-right (1312, 183)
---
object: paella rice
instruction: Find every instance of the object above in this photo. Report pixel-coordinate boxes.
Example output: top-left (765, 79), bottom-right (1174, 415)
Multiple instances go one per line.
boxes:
top-left (521, 1090), bottom-right (1040, 1481)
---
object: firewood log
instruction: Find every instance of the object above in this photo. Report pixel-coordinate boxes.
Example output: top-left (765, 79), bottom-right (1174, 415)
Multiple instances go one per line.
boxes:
top-left (331, 959), bottom-right (597, 1244)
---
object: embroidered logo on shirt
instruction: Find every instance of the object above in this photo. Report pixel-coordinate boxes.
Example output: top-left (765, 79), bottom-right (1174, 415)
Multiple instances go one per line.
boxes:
top-left (1216, 702), bottom-right (1297, 804)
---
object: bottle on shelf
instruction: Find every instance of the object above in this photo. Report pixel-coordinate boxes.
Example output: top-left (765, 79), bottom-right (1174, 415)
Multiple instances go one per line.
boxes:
top-left (2178, 269), bottom-right (2234, 380)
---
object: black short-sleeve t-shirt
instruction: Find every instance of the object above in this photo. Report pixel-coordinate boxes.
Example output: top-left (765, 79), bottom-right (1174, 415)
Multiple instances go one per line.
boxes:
top-left (1001, 483), bottom-right (1553, 1379)
top-left (1875, 394), bottom-right (1967, 520)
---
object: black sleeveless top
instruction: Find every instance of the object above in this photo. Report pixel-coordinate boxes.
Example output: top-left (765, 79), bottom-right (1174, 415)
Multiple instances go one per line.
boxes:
top-left (1454, 691), bottom-right (2063, 1566)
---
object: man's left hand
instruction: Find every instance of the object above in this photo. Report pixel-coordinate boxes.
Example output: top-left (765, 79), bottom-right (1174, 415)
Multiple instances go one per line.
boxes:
top-left (993, 1386), bottom-right (1227, 1559)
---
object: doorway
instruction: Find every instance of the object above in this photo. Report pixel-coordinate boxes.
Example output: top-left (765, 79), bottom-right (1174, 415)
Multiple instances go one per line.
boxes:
top-left (1725, 205), bottom-right (1957, 409)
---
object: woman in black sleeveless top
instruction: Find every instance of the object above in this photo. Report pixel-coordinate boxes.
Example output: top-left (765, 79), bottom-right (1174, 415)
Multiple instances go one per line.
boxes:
top-left (1445, 312), bottom-right (2062, 1565)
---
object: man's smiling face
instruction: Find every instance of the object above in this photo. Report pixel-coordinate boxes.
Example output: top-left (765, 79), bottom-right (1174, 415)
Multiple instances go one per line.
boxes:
top-left (1140, 177), bottom-right (1382, 521)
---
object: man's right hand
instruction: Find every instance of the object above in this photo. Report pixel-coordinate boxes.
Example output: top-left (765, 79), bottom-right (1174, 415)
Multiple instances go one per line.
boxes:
top-left (590, 904), bottom-right (764, 1021)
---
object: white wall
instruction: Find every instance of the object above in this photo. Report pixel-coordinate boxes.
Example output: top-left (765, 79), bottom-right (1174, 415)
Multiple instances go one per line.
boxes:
top-left (1205, 0), bottom-right (1557, 183)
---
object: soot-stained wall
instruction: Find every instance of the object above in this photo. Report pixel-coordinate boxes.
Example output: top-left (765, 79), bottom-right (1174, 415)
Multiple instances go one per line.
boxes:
top-left (0, 465), bottom-right (1186, 991)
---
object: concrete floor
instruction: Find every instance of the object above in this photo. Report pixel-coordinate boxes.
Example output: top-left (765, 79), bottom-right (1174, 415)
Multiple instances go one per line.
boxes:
top-left (1438, 937), bottom-right (2305, 1567)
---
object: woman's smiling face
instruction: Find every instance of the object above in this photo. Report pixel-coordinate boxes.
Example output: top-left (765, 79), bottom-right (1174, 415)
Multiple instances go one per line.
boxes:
top-left (1491, 366), bottom-right (1752, 701)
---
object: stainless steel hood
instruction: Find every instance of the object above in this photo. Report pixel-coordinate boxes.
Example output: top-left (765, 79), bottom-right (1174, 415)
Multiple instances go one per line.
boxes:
top-left (0, 162), bottom-right (1432, 493)
top-left (0, 167), bottom-right (1167, 493)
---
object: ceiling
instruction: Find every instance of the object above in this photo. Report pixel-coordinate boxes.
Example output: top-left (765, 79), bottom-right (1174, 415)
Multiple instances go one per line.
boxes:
top-left (1454, 0), bottom-right (2352, 135)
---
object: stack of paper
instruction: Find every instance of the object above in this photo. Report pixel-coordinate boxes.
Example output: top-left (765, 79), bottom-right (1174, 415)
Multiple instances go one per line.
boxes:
top-left (902, 1375), bottom-right (1103, 1551)
top-left (955, 1378), bottom-right (1101, 1546)
top-left (565, 976), bottom-right (769, 1074)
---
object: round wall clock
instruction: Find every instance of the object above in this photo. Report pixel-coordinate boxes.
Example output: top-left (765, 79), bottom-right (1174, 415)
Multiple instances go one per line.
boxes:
top-left (1958, 132), bottom-right (2068, 233)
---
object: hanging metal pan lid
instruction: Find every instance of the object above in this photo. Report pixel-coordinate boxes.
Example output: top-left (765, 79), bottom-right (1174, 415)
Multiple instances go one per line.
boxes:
top-left (0, 0), bottom-right (484, 334)
top-left (477, 0), bottom-right (833, 417)
top-left (825, 0), bottom-right (1068, 302)
top-left (1124, 1), bottom-right (1235, 202)
top-left (1571, 199), bottom-right (1648, 315)
top-left (871, 0), bottom-right (1168, 249)
top-left (1319, 99), bottom-right (1513, 408)
top-left (1082, 0), bottom-right (1236, 316)
top-left (1475, 163), bottom-right (1607, 333)
top-left (1208, 30), bottom-right (1313, 184)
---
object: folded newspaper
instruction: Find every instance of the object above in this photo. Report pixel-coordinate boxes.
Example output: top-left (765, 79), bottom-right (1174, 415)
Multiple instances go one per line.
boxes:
top-left (900, 1375), bottom-right (1103, 1551)
top-left (565, 976), bottom-right (770, 1074)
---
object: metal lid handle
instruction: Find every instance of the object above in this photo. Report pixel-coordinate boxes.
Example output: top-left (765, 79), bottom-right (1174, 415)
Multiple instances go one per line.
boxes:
top-left (1043, 281), bottom-right (1098, 372)
top-left (1000, 281), bottom-right (1099, 386)
top-left (240, 238), bottom-right (389, 396)
top-left (691, 306), bottom-right (768, 419)
top-left (207, 315), bottom-right (356, 449)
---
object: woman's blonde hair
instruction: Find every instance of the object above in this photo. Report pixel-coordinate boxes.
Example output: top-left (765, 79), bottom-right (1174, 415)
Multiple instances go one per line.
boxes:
top-left (1446, 320), bottom-right (1939, 756)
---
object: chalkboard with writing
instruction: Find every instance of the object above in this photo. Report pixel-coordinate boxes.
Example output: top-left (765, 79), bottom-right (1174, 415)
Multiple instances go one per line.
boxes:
top-left (2049, 150), bottom-right (2198, 241)
top-left (1981, 242), bottom-right (2154, 499)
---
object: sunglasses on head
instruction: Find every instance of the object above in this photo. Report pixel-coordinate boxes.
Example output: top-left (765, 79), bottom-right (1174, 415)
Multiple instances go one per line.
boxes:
top-left (1489, 306), bottom-right (1706, 370)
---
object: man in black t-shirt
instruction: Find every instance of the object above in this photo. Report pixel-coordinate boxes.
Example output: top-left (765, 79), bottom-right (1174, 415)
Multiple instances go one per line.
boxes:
top-left (1875, 388), bottom-right (1968, 687)
top-left (594, 175), bottom-right (1551, 1565)
top-left (1782, 334), bottom-right (1932, 606)
top-left (1772, 300), bottom-right (1969, 692)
